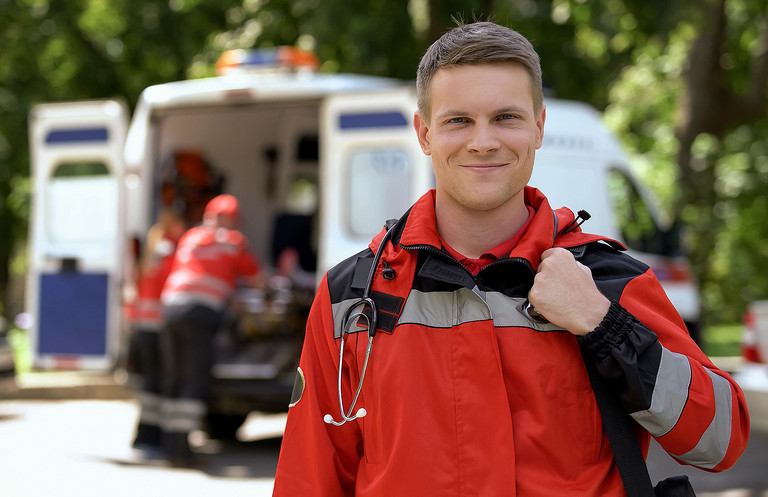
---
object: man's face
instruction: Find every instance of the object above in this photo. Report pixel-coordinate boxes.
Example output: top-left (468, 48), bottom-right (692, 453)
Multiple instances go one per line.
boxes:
top-left (414, 63), bottom-right (545, 214)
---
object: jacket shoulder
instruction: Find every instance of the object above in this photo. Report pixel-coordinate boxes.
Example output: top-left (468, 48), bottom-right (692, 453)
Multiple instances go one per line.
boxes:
top-left (575, 242), bottom-right (652, 300)
top-left (326, 247), bottom-right (374, 304)
top-left (578, 241), bottom-right (648, 270)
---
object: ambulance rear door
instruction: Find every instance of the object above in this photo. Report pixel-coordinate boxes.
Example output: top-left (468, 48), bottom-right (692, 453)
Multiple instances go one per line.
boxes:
top-left (318, 86), bottom-right (433, 274)
top-left (27, 99), bottom-right (128, 370)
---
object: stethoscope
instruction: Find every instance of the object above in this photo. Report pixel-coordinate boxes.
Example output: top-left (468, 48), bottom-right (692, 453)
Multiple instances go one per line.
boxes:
top-left (323, 219), bottom-right (398, 426)
top-left (321, 208), bottom-right (590, 426)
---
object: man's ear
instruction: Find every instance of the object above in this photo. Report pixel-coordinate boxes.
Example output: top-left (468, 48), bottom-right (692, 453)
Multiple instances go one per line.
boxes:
top-left (413, 111), bottom-right (432, 156)
top-left (535, 105), bottom-right (546, 150)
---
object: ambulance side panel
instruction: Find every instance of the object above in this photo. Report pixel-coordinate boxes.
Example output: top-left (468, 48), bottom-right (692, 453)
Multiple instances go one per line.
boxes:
top-left (532, 99), bottom-right (700, 328)
top-left (318, 87), bottom-right (433, 274)
top-left (27, 100), bottom-right (128, 370)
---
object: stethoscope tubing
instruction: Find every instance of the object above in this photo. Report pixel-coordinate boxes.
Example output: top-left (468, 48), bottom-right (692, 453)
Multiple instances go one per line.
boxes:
top-left (324, 220), bottom-right (398, 426)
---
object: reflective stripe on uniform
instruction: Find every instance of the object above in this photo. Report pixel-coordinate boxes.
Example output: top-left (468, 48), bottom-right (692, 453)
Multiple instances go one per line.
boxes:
top-left (161, 291), bottom-right (227, 311)
top-left (331, 288), bottom-right (565, 334)
top-left (165, 270), bottom-right (232, 295)
top-left (162, 271), bottom-right (233, 310)
top-left (138, 391), bottom-right (163, 425)
top-left (631, 347), bottom-right (691, 436)
top-left (135, 299), bottom-right (162, 313)
top-left (132, 298), bottom-right (163, 328)
top-left (131, 318), bottom-right (163, 330)
top-left (160, 398), bottom-right (206, 433)
top-left (673, 370), bottom-right (733, 469)
top-left (630, 347), bottom-right (734, 469)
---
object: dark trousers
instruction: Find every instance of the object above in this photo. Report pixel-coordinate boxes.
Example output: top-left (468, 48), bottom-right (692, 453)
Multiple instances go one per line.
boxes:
top-left (129, 328), bottom-right (163, 447)
top-left (160, 303), bottom-right (223, 460)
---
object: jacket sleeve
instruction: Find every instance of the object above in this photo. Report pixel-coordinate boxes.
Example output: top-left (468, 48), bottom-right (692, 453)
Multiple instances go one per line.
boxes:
top-left (272, 274), bottom-right (363, 496)
top-left (580, 256), bottom-right (749, 472)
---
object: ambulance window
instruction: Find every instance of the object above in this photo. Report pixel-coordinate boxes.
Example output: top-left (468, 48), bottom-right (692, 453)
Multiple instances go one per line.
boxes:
top-left (45, 161), bottom-right (118, 243)
top-left (346, 148), bottom-right (411, 236)
top-left (607, 169), bottom-right (658, 252)
top-left (52, 161), bottom-right (109, 177)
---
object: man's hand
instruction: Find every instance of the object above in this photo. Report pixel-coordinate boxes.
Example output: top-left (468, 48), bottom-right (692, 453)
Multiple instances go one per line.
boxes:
top-left (527, 248), bottom-right (610, 336)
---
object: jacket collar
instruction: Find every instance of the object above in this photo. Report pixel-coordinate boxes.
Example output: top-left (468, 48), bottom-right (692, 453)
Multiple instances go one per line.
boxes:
top-left (370, 187), bottom-right (624, 271)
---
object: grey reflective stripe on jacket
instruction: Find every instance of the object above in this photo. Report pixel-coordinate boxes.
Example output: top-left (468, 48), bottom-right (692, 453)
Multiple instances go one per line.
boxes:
top-left (331, 288), bottom-right (566, 336)
top-left (631, 346), bottom-right (733, 469)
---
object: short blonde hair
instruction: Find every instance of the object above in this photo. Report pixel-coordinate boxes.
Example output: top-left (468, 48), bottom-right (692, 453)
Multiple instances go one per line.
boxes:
top-left (416, 21), bottom-right (543, 120)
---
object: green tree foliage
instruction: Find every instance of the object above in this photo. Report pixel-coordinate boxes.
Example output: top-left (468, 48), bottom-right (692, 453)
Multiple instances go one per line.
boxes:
top-left (604, 0), bottom-right (768, 324)
top-left (1, 0), bottom-right (768, 328)
top-left (0, 0), bottom-right (240, 315)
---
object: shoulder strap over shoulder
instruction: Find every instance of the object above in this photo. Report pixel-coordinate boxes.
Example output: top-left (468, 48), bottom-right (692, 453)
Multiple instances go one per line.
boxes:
top-left (579, 343), bottom-right (656, 497)
top-left (337, 217), bottom-right (411, 338)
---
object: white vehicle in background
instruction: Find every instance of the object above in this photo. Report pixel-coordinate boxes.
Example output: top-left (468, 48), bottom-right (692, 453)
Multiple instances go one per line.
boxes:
top-left (25, 47), bottom-right (700, 437)
top-left (732, 301), bottom-right (768, 434)
top-left (27, 48), bottom-right (432, 438)
top-left (532, 99), bottom-right (701, 341)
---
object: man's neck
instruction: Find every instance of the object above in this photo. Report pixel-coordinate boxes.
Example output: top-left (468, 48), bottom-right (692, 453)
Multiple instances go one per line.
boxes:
top-left (435, 192), bottom-right (530, 259)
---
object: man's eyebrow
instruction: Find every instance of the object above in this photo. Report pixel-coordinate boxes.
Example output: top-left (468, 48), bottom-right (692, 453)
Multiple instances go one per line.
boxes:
top-left (497, 105), bottom-right (531, 116)
top-left (434, 110), bottom-right (471, 120)
top-left (434, 106), bottom-right (532, 121)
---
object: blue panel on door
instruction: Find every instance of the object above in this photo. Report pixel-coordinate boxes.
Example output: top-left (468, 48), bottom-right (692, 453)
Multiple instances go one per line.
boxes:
top-left (38, 273), bottom-right (109, 355)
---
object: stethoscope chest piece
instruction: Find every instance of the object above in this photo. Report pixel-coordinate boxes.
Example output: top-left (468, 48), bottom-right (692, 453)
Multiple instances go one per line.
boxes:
top-left (323, 297), bottom-right (377, 426)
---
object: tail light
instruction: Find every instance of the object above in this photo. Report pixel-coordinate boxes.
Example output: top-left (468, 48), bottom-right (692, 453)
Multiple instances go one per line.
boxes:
top-left (652, 258), bottom-right (694, 283)
top-left (742, 308), bottom-right (765, 364)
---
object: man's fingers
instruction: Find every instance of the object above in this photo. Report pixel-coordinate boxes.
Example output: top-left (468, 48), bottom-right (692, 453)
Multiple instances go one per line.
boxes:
top-left (577, 261), bottom-right (592, 277)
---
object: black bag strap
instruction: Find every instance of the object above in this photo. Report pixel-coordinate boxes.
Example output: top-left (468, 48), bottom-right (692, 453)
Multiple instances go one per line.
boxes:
top-left (580, 344), bottom-right (656, 497)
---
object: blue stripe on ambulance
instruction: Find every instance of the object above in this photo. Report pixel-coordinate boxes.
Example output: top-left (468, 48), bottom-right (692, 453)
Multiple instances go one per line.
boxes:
top-left (338, 111), bottom-right (408, 129)
top-left (45, 127), bottom-right (109, 144)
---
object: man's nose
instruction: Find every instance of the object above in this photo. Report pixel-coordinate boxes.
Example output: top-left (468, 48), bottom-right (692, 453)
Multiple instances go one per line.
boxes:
top-left (466, 123), bottom-right (501, 153)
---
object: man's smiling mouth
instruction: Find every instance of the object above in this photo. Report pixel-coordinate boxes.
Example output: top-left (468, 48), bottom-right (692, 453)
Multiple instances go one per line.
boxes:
top-left (462, 162), bottom-right (509, 169)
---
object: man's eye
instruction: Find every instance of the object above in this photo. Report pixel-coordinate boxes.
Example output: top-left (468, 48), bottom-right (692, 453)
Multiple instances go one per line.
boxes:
top-left (448, 117), bottom-right (468, 124)
top-left (499, 114), bottom-right (518, 120)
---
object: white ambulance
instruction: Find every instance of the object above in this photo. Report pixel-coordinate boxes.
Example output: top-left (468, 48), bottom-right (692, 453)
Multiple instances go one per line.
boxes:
top-left (26, 47), bottom-right (699, 431)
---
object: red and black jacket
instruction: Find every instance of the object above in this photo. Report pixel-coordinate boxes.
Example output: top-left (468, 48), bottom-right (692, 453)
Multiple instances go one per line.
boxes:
top-left (273, 187), bottom-right (749, 497)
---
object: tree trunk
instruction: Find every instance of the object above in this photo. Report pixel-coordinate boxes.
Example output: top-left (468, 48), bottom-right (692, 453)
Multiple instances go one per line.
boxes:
top-left (675, 0), bottom-right (768, 325)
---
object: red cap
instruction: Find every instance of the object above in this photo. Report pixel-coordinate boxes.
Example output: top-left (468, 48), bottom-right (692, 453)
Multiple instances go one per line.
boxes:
top-left (204, 194), bottom-right (240, 223)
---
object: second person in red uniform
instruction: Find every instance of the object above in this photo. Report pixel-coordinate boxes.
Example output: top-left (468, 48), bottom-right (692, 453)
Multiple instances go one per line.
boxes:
top-left (159, 193), bottom-right (263, 466)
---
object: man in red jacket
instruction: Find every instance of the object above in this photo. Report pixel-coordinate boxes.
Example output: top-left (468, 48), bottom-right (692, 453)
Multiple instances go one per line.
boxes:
top-left (160, 194), bottom-right (262, 466)
top-left (273, 21), bottom-right (749, 496)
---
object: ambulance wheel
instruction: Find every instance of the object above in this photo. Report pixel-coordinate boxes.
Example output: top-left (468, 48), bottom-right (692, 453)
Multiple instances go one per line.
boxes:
top-left (204, 413), bottom-right (247, 440)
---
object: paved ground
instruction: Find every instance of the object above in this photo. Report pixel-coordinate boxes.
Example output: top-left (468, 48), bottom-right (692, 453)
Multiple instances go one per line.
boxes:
top-left (2, 364), bottom-right (765, 497)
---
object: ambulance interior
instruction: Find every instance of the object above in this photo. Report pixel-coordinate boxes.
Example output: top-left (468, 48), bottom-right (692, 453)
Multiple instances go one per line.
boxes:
top-left (150, 101), bottom-right (321, 280)
top-left (145, 101), bottom-right (321, 381)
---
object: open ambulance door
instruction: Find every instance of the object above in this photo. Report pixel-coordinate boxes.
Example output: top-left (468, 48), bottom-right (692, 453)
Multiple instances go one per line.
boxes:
top-left (318, 86), bottom-right (433, 275)
top-left (27, 100), bottom-right (128, 371)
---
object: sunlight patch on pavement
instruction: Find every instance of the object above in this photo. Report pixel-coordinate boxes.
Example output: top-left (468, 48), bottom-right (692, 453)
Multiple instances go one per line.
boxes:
top-left (238, 412), bottom-right (287, 441)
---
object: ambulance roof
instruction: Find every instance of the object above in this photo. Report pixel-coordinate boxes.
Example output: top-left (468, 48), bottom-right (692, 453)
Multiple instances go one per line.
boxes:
top-left (137, 72), bottom-right (404, 111)
top-left (124, 72), bottom-right (405, 169)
